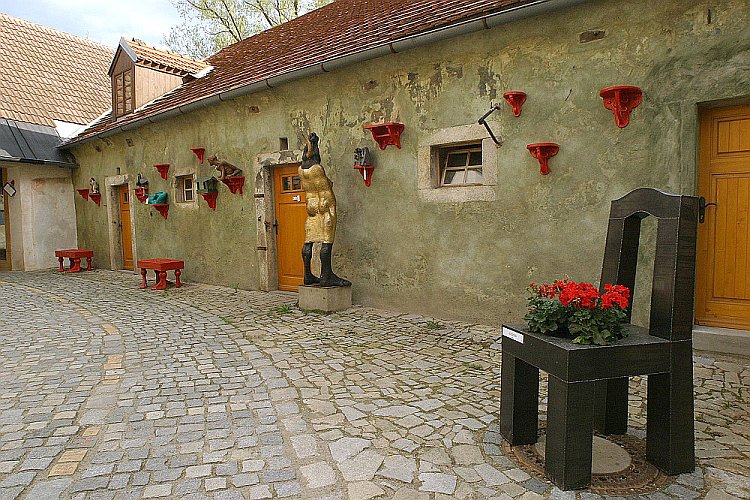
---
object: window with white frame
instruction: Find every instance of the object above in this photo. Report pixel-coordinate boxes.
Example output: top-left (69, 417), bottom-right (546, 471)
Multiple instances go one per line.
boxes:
top-left (436, 142), bottom-right (483, 187)
top-left (176, 174), bottom-right (195, 202)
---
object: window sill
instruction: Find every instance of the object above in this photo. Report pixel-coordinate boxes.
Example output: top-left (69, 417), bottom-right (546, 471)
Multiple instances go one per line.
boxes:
top-left (418, 184), bottom-right (495, 203)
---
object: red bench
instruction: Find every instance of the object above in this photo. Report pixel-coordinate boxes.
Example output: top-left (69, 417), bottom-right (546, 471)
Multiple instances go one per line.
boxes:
top-left (55, 249), bottom-right (94, 273)
top-left (137, 259), bottom-right (184, 290)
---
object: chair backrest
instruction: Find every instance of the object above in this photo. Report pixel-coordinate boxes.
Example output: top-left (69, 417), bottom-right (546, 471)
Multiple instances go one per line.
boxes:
top-left (599, 188), bottom-right (699, 341)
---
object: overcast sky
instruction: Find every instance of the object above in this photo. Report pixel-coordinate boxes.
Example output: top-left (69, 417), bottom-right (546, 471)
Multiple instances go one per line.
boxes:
top-left (0, 0), bottom-right (180, 49)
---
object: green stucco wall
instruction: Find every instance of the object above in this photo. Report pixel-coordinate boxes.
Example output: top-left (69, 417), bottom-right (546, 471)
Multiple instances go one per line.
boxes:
top-left (70, 0), bottom-right (750, 326)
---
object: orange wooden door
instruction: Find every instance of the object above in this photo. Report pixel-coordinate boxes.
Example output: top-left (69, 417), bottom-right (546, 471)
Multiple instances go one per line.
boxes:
top-left (119, 185), bottom-right (134, 270)
top-left (696, 104), bottom-right (750, 329)
top-left (273, 165), bottom-right (306, 291)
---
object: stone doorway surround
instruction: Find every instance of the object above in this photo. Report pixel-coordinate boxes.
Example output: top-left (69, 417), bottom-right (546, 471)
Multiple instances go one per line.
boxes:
top-left (254, 149), bottom-right (303, 291)
top-left (103, 174), bottom-right (137, 271)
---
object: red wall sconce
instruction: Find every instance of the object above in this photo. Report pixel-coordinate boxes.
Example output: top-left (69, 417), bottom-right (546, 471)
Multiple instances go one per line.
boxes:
top-left (134, 187), bottom-right (148, 203)
top-left (221, 176), bottom-right (245, 195)
top-left (89, 193), bottom-right (102, 206)
top-left (599, 85), bottom-right (642, 128)
top-left (527, 143), bottom-right (560, 175)
top-left (353, 147), bottom-right (375, 187)
top-left (154, 164), bottom-right (170, 180)
top-left (190, 147), bottom-right (205, 164)
top-left (199, 191), bottom-right (218, 210)
top-left (77, 188), bottom-right (89, 200)
top-left (152, 203), bottom-right (169, 219)
top-left (503, 91), bottom-right (527, 117)
top-left (364, 122), bottom-right (404, 150)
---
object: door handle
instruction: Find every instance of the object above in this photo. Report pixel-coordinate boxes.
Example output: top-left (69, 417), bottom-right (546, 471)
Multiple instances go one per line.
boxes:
top-left (698, 197), bottom-right (718, 224)
top-left (292, 195), bottom-right (301, 202)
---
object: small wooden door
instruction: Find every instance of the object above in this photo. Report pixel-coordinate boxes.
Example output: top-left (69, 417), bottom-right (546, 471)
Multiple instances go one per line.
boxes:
top-left (118, 185), bottom-right (134, 270)
top-left (696, 104), bottom-right (750, 329)
top-left (273, 165), bottom-right (306, 291)
top-left (0, 168), bottom-right (11, 271)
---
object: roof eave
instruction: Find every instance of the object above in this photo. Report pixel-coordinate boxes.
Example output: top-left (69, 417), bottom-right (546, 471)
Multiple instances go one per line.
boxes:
top-left (62, 0), bottom-right (592, 149)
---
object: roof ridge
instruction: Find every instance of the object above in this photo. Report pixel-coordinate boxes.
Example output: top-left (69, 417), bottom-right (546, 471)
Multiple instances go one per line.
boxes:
top-left (0, 12), bottom-right (113, 52)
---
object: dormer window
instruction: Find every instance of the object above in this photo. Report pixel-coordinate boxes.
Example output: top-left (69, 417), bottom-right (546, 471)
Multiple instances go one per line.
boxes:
top-left (113, 68), bottom-right (134, 118)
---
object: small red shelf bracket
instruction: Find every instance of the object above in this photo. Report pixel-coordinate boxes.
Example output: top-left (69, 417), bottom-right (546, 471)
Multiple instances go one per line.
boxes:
top-left (503, 91), bottom-right (527, 117)
top-left (77, 188), bottom-right (89, 200)
top-left (199, 191), bottom-right (218, 210)
top-left (221, 176), bottom-right (245, 195)
top-left (152, 203), bottom-right (169, 219)
top-left (134, 187), bottom-right (148, 204)
top-left (89, 193), bottom-right (102, 206)
top-left (363, 122), bottom-right (405, 150)
top-left (190, 147), bottom-right (205, 164)
top-left (527, 143), bottom-right (560, 175)
top-left (353, 165), bottom-right (375, 187)
top-left (599, 85), bottom-right (642, 128)
top-left (154, 164), bottom-right (170, 180)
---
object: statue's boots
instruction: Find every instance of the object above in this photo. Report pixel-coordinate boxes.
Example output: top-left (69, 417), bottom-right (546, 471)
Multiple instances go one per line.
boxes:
top-left (301, 242), bottom-right (320, 285)
top-left (319, 243), bottom-right (351, 287)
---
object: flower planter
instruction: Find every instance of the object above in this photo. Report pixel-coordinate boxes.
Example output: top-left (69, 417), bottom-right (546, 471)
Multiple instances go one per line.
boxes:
top-left (89, 193), bottom-right (101, 206)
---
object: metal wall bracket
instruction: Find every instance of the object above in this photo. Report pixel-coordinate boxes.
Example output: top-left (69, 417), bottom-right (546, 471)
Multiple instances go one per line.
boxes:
top-left (478, 104), bottom-right (503, 145)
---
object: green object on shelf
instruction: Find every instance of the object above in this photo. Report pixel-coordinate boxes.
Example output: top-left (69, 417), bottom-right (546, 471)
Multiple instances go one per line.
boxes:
top-left (147, 191), bottom-right (168, 204)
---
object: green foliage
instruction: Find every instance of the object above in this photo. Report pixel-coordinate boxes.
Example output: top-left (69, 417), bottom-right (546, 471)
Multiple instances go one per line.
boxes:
top-left (568, 306), bottom-right (628, 345)
top-left (271, 304), bottom-right (292, 315)
top-left (164, 0), bottom-right (333, 59)
top-left (523, 297), bottom-right (569, 335)
top-left (424, 320), bottom-right (441, 330)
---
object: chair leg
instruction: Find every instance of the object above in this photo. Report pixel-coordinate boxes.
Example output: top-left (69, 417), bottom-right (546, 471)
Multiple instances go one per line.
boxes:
top-left (593, 377), bottom-right (629, 435)
top-left (545, 376), bottom-right (595, 490)
top-left (647, 341), bottom-right (695, 474)
top-left (500, 352), bottom-right (539, 445)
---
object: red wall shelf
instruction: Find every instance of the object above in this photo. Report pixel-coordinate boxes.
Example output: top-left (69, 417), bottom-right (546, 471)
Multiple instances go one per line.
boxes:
top-left (77, 188), bottom-right (89, 200)
top-left (154, 164), bottom-right (170, 180)
top-left (151, 203), bottom-right (169, 219)
top-left (527, 143), bottom-right (560, 175)
top-left (503, 91), bottom-right (527, 117)
top-left (600, 85), bottom-right (643, 128)
top-left (190, 147), bottom-right (205, 164)
top-left (363, 122), bottom-right (404, 150)
top-left (134, 187), bottom-right (148, 203)
top-left (353, 165), bottom-right (375, 187)
top-left (221, 176), bottom-right (245, 195)
top-left (89, 193), bottom-right (102, 206)
top-left (199, 191), bottom-right (218, 210)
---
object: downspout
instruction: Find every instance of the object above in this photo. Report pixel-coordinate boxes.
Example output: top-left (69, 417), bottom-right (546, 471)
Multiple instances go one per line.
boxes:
top-left (61, 0), bottom-right (591, 148)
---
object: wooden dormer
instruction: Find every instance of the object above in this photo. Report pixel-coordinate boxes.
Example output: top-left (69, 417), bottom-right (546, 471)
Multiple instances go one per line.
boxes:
top-left (108, 38), bottom-right (210, 121)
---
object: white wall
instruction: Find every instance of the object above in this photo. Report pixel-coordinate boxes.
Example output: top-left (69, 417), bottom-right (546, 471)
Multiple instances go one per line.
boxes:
top-left (0, 162), bottom-right (78, 270)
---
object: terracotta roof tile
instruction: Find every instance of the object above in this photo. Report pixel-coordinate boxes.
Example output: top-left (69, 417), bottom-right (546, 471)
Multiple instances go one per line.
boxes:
top-left (0, 13), bottom-right (113, 127)
top-left (68, 0), bottom-right (534, 144)
top-left (127, 38), bottom-right (209, 76)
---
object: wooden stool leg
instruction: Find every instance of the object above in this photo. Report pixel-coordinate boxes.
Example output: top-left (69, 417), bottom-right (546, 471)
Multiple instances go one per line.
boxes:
top-left (500, 352), bottom-right (539, 445)
top-left (545, 376), bottom-right (595, 490)
top-left (174, 269), bottom-right (182, 288)
top-left (86, 257), bottom-right (93, 271)
top-left (57, 257), bottom-right (64, 272)
top-left (152, 270), bottom-right (168, 290)
top-left (67, 258), bottom-right (81, 273)
top-left (140, 268), bottom-right (148, 288)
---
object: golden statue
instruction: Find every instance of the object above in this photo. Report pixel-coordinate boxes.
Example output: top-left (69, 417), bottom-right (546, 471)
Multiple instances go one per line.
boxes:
top-left (299, 132), bottom-right (351, 287)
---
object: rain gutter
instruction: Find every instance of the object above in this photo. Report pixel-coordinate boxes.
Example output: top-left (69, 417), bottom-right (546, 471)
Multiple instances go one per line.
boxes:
top-left (61, 0), bottom-right (591, 148)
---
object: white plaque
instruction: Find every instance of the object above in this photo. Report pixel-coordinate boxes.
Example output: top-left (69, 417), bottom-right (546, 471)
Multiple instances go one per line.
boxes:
top-left (502, 327), bottom-right (524, 344)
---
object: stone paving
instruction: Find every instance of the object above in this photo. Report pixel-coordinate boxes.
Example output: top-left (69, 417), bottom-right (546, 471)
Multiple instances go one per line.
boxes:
top-left (0, 270), bottom-right (747, 500)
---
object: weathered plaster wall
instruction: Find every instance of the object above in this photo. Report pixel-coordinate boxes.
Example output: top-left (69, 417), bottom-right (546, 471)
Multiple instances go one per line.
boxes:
top-left (0, 162), bottom-right (78, 270)
top-left (70, 0), bottom-right (750, 325)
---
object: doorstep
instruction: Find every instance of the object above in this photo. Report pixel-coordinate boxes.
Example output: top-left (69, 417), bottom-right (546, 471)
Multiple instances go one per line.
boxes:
top-left (693, 325), bottom-right (750, 357)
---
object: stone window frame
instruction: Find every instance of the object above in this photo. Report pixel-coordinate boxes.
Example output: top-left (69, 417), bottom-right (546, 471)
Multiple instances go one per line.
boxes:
top-left (417, 122), bottom-right (499, 203)
top-left (174, 173), bottom-right (196, 203)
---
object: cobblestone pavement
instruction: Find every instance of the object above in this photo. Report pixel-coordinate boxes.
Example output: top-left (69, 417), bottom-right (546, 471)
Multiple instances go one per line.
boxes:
top-left (0, 270), bottom-right (747, 500)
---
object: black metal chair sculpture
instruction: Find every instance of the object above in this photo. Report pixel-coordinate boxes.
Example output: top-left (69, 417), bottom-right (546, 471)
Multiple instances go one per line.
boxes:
top-left (500, 188), bottom-right (698, 490)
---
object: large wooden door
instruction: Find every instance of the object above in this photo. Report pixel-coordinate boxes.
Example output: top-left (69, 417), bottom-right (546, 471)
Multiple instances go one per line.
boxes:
top-left (0, 168), bottom-right (11, 271)
top-left (696, 104), bottom-right (750, 329)
top-left (273, 165), bottom-right (306, 291)
top-left (118, 185), bottom-right (134, 270)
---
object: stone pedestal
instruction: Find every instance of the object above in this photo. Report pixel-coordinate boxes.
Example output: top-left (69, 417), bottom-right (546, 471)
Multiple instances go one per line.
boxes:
top-left (298, 285), bottom-right (352, 312)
